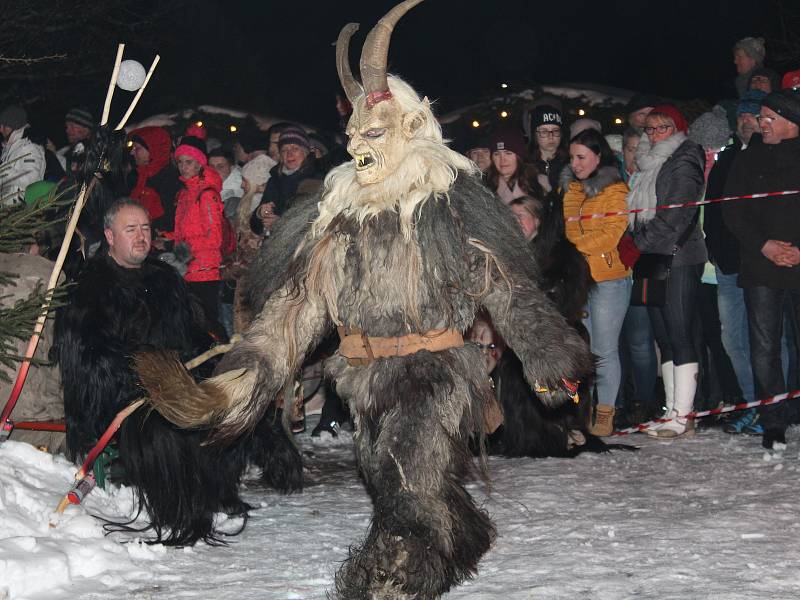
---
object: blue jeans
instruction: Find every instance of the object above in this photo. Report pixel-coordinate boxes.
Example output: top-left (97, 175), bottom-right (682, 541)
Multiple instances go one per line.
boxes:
top-left (716, 267), bottom-right (754, 402)
top-left (584, 277), bottom-right (631, 407)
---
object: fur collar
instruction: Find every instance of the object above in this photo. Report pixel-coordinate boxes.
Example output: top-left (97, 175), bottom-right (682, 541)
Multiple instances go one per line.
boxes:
top-left (560, 165), bottom-right (622, 198)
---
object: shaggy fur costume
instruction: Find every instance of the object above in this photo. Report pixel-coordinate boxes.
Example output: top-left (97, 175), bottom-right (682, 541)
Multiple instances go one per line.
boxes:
top-left (52, 253), bottom-right (302, 545)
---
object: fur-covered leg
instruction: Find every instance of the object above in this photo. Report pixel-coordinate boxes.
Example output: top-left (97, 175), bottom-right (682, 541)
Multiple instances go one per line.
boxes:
top-left (247, 405), bottom-right (303, 493)
top-left (111, 408), bottom-right (250, 546)
top-left (335, 351), bottom-right (495, 599)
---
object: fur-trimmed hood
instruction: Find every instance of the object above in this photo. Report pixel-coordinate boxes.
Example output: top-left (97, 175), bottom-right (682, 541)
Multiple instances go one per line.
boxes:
top-left (559, 165), bottom-right (622, 198)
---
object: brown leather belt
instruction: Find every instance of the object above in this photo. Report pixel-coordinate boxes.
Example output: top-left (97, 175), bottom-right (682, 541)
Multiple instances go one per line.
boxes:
top-left (337, 325), bottom-right (464, 366)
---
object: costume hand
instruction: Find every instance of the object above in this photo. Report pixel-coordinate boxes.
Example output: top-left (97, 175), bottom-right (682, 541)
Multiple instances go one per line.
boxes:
top-left (617, 233), bottom-right (641, 268)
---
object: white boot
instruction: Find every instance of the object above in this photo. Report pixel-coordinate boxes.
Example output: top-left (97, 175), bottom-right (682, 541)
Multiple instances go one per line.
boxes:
top-left (646, 361), bottom-right (674, 434)
top-left (654, 362), bottom-right (698, 438)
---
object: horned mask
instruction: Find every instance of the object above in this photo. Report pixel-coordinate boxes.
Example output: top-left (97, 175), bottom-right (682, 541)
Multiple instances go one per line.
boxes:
top-left (336, 0), bottom-right (428, 187)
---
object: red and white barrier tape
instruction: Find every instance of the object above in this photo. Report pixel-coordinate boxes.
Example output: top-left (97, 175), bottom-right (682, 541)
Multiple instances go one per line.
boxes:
top-left (612, 389), bottom-right (800, 436)
top-left (566, 189), bottom-right (800, 222)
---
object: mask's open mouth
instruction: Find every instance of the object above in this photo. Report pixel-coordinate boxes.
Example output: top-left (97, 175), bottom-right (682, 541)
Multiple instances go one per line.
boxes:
top-left (355, 153), bottom-right (375, 171)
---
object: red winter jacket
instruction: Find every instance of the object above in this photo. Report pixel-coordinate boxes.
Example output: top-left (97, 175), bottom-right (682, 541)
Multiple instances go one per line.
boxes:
top-left (169, 167), bottom-right (225, 282)
top-left (128, 126), bottom-right (172, 223)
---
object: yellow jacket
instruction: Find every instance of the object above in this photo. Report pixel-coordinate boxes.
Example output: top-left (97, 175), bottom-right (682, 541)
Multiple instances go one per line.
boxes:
top-left (562, 167), bottom-right (629, 283)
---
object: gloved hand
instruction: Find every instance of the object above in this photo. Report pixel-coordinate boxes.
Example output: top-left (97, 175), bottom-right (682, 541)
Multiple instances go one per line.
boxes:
top-left (618, 233), bottom-right (641, 269)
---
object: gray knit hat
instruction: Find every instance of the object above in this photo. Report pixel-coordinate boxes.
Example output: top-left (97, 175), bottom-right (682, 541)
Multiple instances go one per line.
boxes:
top-left (689, 105), bottom-right (732, 150)
top-left (0, 105), bottom-right (27, 130)
top-left (733, 37), bottom-right (766, 65)
top-left (65, 107), bottom-right (95, 130)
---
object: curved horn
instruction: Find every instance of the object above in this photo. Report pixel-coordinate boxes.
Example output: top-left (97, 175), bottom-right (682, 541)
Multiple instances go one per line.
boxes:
top-left (359, 0), bottom-right (425, 108)
top-left (336, 23), bottom-right (363, 103)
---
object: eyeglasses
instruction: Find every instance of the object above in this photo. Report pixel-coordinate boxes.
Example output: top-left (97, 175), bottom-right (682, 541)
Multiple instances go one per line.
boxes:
top-left (643, 124), bottom-right (673, 135)
top-left (536, 128), bottom-right (562, 139)
top-left (756, 115), bottom-right (775, 124)
top-left (471, 341), bottom-right (497, 353)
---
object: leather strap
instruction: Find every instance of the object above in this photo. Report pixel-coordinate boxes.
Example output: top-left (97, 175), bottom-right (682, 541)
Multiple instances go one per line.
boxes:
top-left (337, 326), bottom-right (464, 366)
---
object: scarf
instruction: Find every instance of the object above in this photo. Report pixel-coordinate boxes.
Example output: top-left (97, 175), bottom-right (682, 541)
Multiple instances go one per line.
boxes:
top-left (496, 177), bottom-right (527, 204)
top-left (626, 132), bottom-right (686, 229)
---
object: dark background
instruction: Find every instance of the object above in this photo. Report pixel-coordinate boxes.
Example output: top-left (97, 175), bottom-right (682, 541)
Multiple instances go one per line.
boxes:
top-left (5, 0), bottom-right (793, 142)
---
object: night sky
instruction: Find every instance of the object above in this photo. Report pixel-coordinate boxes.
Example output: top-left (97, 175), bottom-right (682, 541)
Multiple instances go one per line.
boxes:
top-left (51, 0), bottom-right (779, 137)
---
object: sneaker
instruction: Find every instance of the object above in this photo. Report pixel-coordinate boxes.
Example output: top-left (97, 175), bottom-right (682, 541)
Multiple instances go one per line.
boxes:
top-left (723, 408), bottom-right (757, 434)
top-left (741, 416), bottom-right (763, 436)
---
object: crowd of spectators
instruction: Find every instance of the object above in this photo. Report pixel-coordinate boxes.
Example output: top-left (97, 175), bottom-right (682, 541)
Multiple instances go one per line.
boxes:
top-left (2, 34), bottom-right (799, 451)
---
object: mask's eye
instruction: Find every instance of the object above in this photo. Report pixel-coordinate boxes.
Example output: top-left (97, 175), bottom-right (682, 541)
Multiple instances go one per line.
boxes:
top-left (363, 128), bottom-right (387, 139)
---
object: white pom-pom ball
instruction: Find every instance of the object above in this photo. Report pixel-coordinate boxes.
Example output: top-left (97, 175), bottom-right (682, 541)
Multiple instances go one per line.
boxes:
top-left (116, 60), bottom-right (147, 91)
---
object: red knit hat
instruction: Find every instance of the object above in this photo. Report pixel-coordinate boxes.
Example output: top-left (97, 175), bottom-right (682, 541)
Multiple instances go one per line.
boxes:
top-left (174, 135), bottom-right (208, 166)
top-left (649, 104), bottom-right (689, 133)
top-left (782, 69), bottom-right (800, 90)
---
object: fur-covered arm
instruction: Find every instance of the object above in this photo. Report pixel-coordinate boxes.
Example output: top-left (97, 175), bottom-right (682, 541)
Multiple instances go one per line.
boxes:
top-left (453, 174), bottom-right (594, 405)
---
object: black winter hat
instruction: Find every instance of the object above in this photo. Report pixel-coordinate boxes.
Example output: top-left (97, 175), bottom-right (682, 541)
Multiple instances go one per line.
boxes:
top-left (762, 89), bottom-right (800, 126)
top-left (625, 93), bottom-right (662, 115)
top-left (529, 104), bottom-right (563, 129)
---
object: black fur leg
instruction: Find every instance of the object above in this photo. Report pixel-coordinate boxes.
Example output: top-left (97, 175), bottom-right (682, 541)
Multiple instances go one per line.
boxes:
top-left (248, 407), bottom-right (303, 493)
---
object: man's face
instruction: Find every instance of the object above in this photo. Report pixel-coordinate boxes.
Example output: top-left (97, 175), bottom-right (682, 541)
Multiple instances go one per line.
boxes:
top-left (469, 319), bottom-right (503, 374)
top-left (209, 156), bottom-right (232, 180)
top-left (347, 99), bottom-right (411, 186)
top-left (628, 107), bottom-right (653, 130)
top-left (623, 134), bottom-right (641, 173)
top-left (105, 205), bottom-right (151, 268)
top-left (733, 49), bottom-right (757, 75)
top-left (0, 124), bottom-right (12, 141)
top-left (268, 132), bottom-right (281, 162)
top-left (66, 121), bottom-right (91, 145)
top-left (749, 75), bottom-right (772, 93)
top-left (466, 147), bottom-right (491, 172)
top-left (130, 141), bottom-right (150, 167)
top-left (736, 112), bottom-right (759, 143)
top-left (758, 106), bottom-right (800, 145)
top-left (279, 143), bottom-right (308, 171)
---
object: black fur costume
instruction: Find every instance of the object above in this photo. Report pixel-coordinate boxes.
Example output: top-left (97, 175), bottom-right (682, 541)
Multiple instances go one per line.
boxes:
top-left (208, 173), bottom-right (593, 597)
top-left (52, 252), bottom-right (302, 545)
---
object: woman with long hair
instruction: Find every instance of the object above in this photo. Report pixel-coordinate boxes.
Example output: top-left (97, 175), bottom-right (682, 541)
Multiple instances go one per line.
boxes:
top-left (485, 128), bottom-right (544, 204)
top-left (622, 105), bottom-right (707, 438)
top-left (562, 128), bottom-right (631, 436)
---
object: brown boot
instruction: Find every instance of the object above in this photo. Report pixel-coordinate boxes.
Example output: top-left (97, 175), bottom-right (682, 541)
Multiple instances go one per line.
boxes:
top-left (589, 404), bottom-right (615, 437)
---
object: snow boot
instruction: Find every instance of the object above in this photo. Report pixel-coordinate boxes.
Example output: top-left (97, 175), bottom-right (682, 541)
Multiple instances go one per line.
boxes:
top-left (649, 362), bottom-right (697, 439)
top-left (589, 404), bottom-right (615, 437)
top-left (646, 361), bottom-right (674, 434)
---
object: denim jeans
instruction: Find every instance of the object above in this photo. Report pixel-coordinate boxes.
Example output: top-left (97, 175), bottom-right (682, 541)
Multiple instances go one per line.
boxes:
top-left (647, 264), bottom-right (702, 366)
top-left (583, 277), bottom-right (631, 407)
top-left (716, 267), bottom-right (754, 402)
top-left (744, 286), bottom-right (800, 433)
top-left (620, 303), bottom-right (658, 408)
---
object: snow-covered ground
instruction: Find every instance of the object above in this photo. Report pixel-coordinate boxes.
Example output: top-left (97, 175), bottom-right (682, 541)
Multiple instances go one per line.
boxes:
top-left (2, 418), bottom-right (800, 600)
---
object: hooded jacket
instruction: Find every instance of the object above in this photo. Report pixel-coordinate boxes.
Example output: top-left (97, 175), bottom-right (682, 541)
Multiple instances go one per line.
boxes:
top-left (0, 126), bottom-right (45, 206)
top-left (170, 166), bottom-right (225, 283)
top-left (129, 126), bottom-right (180, 232)
top-left (562, 165), bottom-right (630, 282)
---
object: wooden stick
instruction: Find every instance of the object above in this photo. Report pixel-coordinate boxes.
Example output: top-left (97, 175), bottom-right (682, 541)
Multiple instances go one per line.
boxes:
top-left (183, 334), bottom-right (241, 370)
top-left (115, 54), bottom-right (160, 131)
top-left (101, 44), bottom-right (125, 126)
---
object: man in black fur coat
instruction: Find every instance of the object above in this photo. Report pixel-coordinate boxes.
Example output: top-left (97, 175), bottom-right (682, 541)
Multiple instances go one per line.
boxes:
top-left (52, 198), bottom-right (301, 546)
top-left (135, 1), bottom-right (593, 596)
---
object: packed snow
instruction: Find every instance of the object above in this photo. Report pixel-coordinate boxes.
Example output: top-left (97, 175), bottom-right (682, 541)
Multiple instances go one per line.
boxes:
top-left (2, 415), bottom-right (800, 600)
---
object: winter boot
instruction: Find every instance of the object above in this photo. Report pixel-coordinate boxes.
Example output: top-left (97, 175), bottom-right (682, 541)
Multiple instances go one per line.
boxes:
top-left (589, 404), bottom-right (615, 437)
top-left (650, 362), bottom-right (697, 439)
top-left (647, 361), bottom-right (675, 433)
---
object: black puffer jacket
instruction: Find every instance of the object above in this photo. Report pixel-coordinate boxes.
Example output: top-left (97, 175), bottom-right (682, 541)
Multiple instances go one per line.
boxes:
top-left (250, 156), bottom-right (323, 235)
top-left (723, 134), bottom-right (800, 289)
top-left (704, 140), bottom-right (742, 274)
top-left (633, 138), bottom-right (707, 267)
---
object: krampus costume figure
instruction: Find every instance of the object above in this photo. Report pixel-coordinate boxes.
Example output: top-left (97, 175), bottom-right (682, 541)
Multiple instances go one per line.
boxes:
top-left (53, 197), bottom-right (302, 547)
top-left (137, 0), bottom-right (592, 595)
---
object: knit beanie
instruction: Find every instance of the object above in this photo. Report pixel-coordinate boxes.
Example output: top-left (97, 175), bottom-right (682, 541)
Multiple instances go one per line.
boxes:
top-left (782, 69), bottom-right (800, 90)
top-left (278, 126), bottom-right (311, 151)
top-left (241, 154), bottom-right (276, 188)
top-left (649, 104), bottom-right (689, 133)
top-left (529, 105), bottom-right (563, 129)
top-left (0, 105), bottom-right (27, 130)
top-left (689, 105), bottom-right (732, 150)
top-left (65, 107), bottom-right (95, 130)
top-left (488, 127), bottom-right (529, 159)
top-left (737, 89), bottom-right (767, 115)
top-left (733, 37), bottom-right (766, 64)
top-left (174, 135), bottom-right (208, 166)
top-left (762, 89), bottom-right (800, 126)
top-left (569, 118), bottom-right (602, 139)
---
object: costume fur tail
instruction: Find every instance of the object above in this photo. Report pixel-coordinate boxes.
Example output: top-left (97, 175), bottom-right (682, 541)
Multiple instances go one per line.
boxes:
top-left (134, 350), bottom-right (252, 430)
